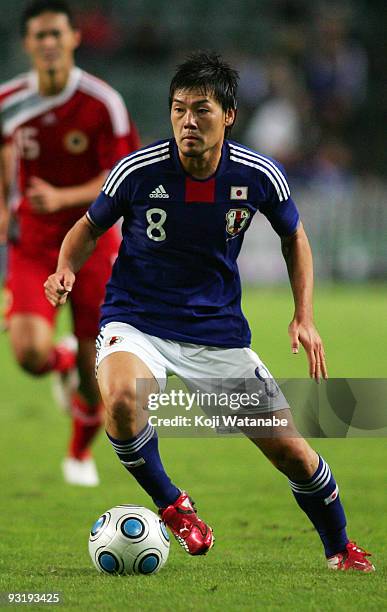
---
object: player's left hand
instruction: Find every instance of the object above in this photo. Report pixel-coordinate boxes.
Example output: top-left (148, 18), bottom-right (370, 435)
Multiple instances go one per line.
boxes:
top-left (44, 268), bottom-right (75, 307)
top-left (288, 318), bottom-right (328, 382)
top-left (26, 176), bottom-right (63, 213)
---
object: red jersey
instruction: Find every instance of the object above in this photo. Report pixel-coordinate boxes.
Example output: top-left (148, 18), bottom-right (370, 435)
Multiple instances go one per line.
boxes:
top-left (0, 67), bottom-right (140, 250)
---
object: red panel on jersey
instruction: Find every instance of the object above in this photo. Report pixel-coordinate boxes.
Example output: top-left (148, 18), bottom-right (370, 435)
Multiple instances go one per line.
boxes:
top-left (185, 177), bottom-right (215, 203)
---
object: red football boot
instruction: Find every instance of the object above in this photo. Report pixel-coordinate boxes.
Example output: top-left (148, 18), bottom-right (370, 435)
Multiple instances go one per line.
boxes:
top-left (159, 492), bottom-right (214, 556)
top-left (327, 542), bottom-right (375, 572)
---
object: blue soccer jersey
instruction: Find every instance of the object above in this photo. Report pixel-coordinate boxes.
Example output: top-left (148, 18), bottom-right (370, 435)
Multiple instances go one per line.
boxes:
top-left (87, 138), bottom-right (299, 348)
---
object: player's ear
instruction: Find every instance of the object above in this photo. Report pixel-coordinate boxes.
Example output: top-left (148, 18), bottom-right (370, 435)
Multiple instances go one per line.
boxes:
top-left (225, 108), bottom-right (236, 128)
top-left (72, 28), bottom-right (81, 50)
top-left (23, 32), bottom-right (32, 55)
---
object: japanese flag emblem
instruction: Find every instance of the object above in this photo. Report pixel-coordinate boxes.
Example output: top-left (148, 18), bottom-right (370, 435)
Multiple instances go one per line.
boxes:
top-left (230, 186), bottom-right (248, 200)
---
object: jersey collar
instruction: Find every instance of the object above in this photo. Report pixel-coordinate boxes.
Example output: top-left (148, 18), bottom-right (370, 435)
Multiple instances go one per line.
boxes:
top-left (28, 66), bottom-right (82, 102)
top-left (1, 67), bottom-right (83, 137)
top-left (171, 138), bottom-right (228, 182)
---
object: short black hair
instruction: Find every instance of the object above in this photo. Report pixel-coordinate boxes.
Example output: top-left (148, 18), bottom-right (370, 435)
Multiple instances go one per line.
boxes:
top-left (20, 0), bottom-right (75, 37)
top-left (169, 51), bottom-right (239, 114)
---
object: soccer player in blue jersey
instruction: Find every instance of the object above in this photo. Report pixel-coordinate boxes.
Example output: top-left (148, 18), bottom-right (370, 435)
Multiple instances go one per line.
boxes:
top-left (44, 52), bottom-right (374, 571)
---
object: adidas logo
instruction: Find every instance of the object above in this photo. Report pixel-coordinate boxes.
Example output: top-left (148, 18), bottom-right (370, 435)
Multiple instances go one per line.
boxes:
top-left (149, 184), bottom-right (169, 198)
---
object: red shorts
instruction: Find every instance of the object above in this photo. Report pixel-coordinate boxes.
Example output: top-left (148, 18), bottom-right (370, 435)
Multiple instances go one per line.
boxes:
top-left (5, 228), bottom-right (119, 340)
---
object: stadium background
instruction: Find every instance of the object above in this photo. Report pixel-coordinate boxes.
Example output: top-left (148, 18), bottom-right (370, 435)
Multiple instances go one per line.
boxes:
top-left (1, 0), bottom-right (386, 283)
top-left (0, 1), bottom-right (386, 609)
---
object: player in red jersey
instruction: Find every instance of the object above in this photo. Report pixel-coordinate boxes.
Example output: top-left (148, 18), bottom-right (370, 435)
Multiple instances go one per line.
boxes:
top-left (0, 0), bottom-right (140, 486)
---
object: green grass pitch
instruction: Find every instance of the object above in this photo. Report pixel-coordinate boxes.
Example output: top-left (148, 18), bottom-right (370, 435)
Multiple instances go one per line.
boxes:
top-left (0, 284), bottom-right (386, 611)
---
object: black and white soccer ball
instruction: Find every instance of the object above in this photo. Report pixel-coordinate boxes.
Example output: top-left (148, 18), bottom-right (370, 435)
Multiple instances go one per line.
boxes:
top-left (88, 505), bottom-right (170, 575)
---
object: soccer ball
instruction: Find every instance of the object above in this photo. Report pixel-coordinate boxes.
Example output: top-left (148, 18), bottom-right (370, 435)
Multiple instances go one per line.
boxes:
top-left (88, 505), bottom-right (170, 575)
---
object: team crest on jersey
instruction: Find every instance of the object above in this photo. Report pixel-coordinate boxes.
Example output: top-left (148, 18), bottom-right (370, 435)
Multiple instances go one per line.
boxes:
top-left (225, 208), bottom-right (251, 238)
top-left (105, 335), bottom-right (125, 347)
top-left (63, 130), bottom-right (89, 154)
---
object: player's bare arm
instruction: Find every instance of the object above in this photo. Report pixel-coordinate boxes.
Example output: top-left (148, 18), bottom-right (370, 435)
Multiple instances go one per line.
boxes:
top-left (0, 143), bottom-right (14, 243)
top-left (281, 222), bottom-right (328, 381)
top-left (44, 215), bottom-right (105, 306)
top-left (26, 170), bottom-right (108, 214)
top-left (0, 176), bottom-right (9, 245)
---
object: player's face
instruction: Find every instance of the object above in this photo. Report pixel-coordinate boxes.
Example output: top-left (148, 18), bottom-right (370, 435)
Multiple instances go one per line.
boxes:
top-left (23, 12), bottom-right (80, 74)
top-left (171, 89), bottom-right (235, 159)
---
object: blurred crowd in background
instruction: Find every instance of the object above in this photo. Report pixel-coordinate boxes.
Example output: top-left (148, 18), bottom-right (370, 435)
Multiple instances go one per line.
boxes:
top-left (1, 0), bottom-right (385, 281)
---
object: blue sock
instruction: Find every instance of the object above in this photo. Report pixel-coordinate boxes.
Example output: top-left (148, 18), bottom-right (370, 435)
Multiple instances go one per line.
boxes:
top-left (107, 423), bottom-right (180, 508)
top-left (289, 455), bottom-right (349, 557)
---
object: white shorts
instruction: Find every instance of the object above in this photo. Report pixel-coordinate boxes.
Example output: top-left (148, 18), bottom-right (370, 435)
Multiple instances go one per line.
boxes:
top-left (96, 322), bottom-right (288, 413)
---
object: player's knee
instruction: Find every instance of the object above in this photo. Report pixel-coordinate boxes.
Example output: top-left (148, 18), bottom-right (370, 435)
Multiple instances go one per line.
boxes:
top-left (15, 346), bottom-right (48, 375)
top-left (103, 382), bottom-right (139, 428)
top-left (269, 441), bottom-right (314, 479)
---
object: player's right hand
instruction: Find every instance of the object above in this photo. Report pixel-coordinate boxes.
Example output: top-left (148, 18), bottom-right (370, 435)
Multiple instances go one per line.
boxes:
top-left (44, 269), bottom-right (75, 307)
